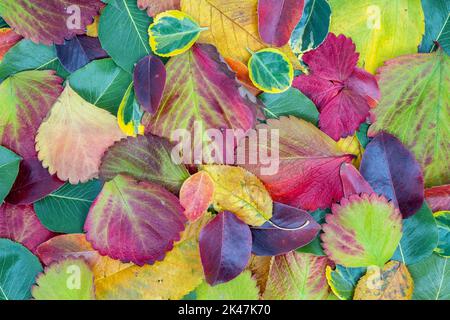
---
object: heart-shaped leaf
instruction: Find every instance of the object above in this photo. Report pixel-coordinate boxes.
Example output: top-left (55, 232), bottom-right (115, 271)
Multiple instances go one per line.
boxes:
top-left (180, 171), bottom-right (214, 221)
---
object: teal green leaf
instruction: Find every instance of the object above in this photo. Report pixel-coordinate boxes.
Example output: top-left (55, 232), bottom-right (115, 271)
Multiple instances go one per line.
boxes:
top-left (0, 17), bottom-right (7, 28)
top-left (149, 10), bottom-right (205, 57)
top-left (68, 59), bottom-right (132, 115)
top-left (0, 239), bottom-right (42, 300)
top-left (0, 39), bottom-right (68, 83)
top-left (248, 48), bottom-right (294, 93)
top-left (296, 209), bottom-right (328, 256)
top-left (419, 0), bottom-right (450, 54)
top-left (99, 0), bottom-right (152, 73)
top-left (356, 122), bottom-right (370, 148)
top-left (392, 203), bottom-right (439, 265)
top-left (434, 211), bottom-right (450, 257)
top-left (409, 254), bottom-right (449, 300)
top-left (325, 265), bottom-right (366, 300)
top-left (117, 82), bottom-right (145, 136)
top-left (290, 0), bottom-right (331, 54)
top-left (0, 146), bottom-right (21, 203)
top-left (195, 271), bottom-right (259, 300)
top-left (259, 87), bottom-right (319, 125)
top-left (33, 180), bottom-right (103, 234)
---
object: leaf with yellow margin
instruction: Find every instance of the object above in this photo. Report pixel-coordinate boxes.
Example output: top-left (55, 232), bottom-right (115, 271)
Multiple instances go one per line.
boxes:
top-left (328, 0), bottom-right (425, 73)
top-left (36, 84), bottom-right (125, 184)
top-left (180, 0), bottom-right (301, 68)
top-left (353, 261), bottom-right (414, 300)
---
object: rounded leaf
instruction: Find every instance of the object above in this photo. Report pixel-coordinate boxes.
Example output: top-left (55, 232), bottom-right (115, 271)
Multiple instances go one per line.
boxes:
top-left (180, 171), bottom-right (214, 221)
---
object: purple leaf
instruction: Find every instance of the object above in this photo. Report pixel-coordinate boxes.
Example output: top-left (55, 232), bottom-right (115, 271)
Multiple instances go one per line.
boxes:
top-left (340, 163), bottom-right (374, 198)
top-left (360, 132), bottom-right (424, 218)
top-left (199, 211), bottom-right (252, 286)
top-left (251, 202), bottom-right (320, 256)
top-left (5, 158), bottom-right (64, 205)
top-left (56, 35), bottom-right (108, 73)
top-left (133, 55), bottom-right (166, 114)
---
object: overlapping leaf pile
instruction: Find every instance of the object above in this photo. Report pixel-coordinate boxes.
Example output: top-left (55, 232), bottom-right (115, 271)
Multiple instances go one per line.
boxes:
top-left (0, 0), bottom-right (449, 301)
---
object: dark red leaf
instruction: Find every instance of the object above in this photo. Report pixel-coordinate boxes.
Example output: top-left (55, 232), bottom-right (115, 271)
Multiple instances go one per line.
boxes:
top-left (199, 211), bottom-right (252, 285)
top-left (360, 132), bottom-right (424, 218)
top-left (425, 185), bottom-right (450, 212)
top-left (340, 163), bottom-right (374, 198)
top-left (5, 158), bottom-right (64, 205)
top-left (133, 55), bottom-right (166, 115)
top-left (251, 202), bottom-right (320, 256)
top-left (258, 0), bottom-right (305, 47)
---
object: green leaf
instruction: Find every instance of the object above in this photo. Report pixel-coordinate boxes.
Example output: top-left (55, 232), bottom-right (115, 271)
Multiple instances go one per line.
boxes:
top-left (434, 211), bottom-right (450, 257)
top-left (0, 146), bottom-right (21, 203)
top-left (149, 10), bottom-right (205, 57)
top-left (325, 265), bottom-right (366, 300)
top-left (0, 39), bottom-right (68, 83)
top-left (356, 122), bottom-right (370, 148)
top-left (68, 58), bottom-right (132, 115)
top-left (290, 0), bottom-right (331, 54)
top-left (0, 17), bottom-right (7, 28)
top-left (419, 0), bottom-right (450, 54)
top-left (392, 203), bottom-right (439, 265)
top-left (117, 82), bottom-right (145, 136)
top-left (259, 87), bottom-right (319, 125)
top-left (0, 239), bottom-right (42, 300)
top-left (99, 0), bottom-right (152, 73)
top-left (195, 271), bottom-right (259, 300)
top-left (248, 48), bottom-right (294, 93)
top-left (32, 258), bottom-right (95, 300)
top-left (409, 254), bottom-right (449, 300)
top-left (33, 180), bottom-right (103, 234)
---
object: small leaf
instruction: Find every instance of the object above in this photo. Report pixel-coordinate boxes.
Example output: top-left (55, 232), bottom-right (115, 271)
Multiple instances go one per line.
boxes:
top-left (409, 254), bottom-right (449, 300)
top-left (0, 28), bottom-right (21, 61)
top-left (199, 211), bottom-right (252, 285)
top-left (425, 184), bottom-right (450, 212)
top-left (434, 211), bottom-right (450, 257)
top-left (32, 258), bottom-right (95, 300)
top-left (0, 146), bottom-right (21, 203)
top-left (117, 82), bottom-right (145, 137)
top-left (133, 55), bottom-right (166, 114)
top-left (337, 134), bottom-right (364, 168)
top-left (322, 193), bottom-right (403, 268)
top-left (326, 265), bottom-right (366, 300)
top-left (149, 10), bottom-right (205, 57)
top-left (138, 0), bottom-right (181, 17)
top-left (340, 163), bottom-right (374, 198)
top-left (180, 171), bottom-right (214, 221)
top-left (248, 48), bottom-right (294, 93)
top-left (353, 261), bottom-right (413, 300)
top-left (196, 271), bottom-right (259, 300)
top-left (202, 165), bottom-right (273, 226)
top-left (36, 84), bottom-right (125, 184)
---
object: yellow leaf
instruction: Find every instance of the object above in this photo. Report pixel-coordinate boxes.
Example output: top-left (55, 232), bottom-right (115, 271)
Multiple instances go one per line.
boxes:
top-left (248, 255), bottom-right (273, 295)
top-left (36, 85), bottom-right (125, 184)
top-left (202, 165), bottom-right (273, 226)
top-left (181, 0), bottom-right (301, 69)
top-left (337, 134), bottom-right (364, 168)
top-left (353, 261), bottom-right (414, 300)
top-left (86, 15), bottom-right (100, 37)
top-left (328, 0), bottom-right (425, 74)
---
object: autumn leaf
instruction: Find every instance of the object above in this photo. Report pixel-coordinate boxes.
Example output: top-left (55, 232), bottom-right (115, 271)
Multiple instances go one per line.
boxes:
top-left (0, 28), bottom-right (22, 61)
top-left (425, 185), bottom-right (450, 212)
top-left (179, 171), bottom-right (215, 221)
top-left (339, 163), bottom-right (374, 198)
top-left (196, 271), bottom-right (259, 299)
top-left (138, 0), bottom-right (181, 17)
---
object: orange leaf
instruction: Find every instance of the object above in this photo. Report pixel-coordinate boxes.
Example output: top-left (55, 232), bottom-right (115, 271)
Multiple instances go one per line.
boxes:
top-left (180, 171), bottom-right (214, 221)
top-left (224, 57), bottom-right (262, 96)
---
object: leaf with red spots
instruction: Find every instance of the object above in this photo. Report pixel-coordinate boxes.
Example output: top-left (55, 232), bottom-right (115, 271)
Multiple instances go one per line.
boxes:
top-left (240, 116), bottom-right (354, 211)
top-left (0, 28), bottom-right (22, 61)
top-left (293, 33), bottom-right (379, 140)
top-left (425, 185), bottom-right (450, 212)
top-left (84, 174), bottom-right (186, 266)
top-left (180, 171), bottom-right (214, 222)
top-left (199, 211), bottom-right (252, 285)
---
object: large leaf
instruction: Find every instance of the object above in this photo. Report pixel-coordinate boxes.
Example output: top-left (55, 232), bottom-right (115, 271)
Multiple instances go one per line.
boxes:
top-left (36, 85), bottom-right (125, 184)
top-left (199, 211), bottom-right (252, 285)
top-left (201, 165), bottom-right (272, 226)
top-left (251, 202), bottom-right (320, 256)
top-left (0, 28), bottom-right (21, 61)
top-left (328, 0), bottom-right (425, 74)
top-left (353, 261), bottom-right (413, 300)
top-left (84, 174), bottom-right (186, 266)
top-left (196, 271), bottom-right (259, 300)
top-left (257, 0), bottom-right (304, 47)
top-left (0, 146), bottom-right (21, 203)
top-left (360, 132), bottom-right (424, 218)
top-left (179, 171), bottom-right (214, 221)
top-left (99, 134), bottom-right (190, 193)
top-left (181, 0), bottom-right (300, 68)
top-left (0, 70), bottom-right (63, 159)
top-left (144, 44), bottom-right (257, 161)
top-left (68, 58), bottom-right (132, 115)
top-left (138, 0), bottom-right (181, 17)
top-left (322, 193), bottom-right (403, 268)
top-left (263, 252), bottom-right (331, 300)
top-left (0, 0), bottom-right (103, 45)
top-left (289, 0), bottom-right (331, 54)
top-left (325, 265), bottom-right (365, 300)
top-left (409, 254), bottom-right (449, 300)
top-left (369, 50), bottom-right (450, 187)
top-left (0, 239), bottom-right (42, 300)
top-left (34, 180), bottom-right (103, 234)
top-left (425, 185), bottom-right (450, 212)
top-left (0, 204), bottom-right (54, 252)
top-left (240, 116), bottom-right (353, 211)
top-left (32, 258), bottom-right (95, 300)
top-left (99, 0), bottom-right (152, 73)
top-left (419, 0), bottom-right (450, 54)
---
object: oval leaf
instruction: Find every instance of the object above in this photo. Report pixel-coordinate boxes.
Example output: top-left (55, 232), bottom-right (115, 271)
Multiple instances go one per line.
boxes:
top-left (325, 265), bottom-right (366, 300)
top-left (180, 171), bottom-right (214, 221)
top-left (409, 254), bottom-right (449, 300)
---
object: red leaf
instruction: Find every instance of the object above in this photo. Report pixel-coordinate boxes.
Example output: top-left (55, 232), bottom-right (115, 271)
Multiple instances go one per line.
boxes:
top-left (199, 211), bottom-right (252, 285)
top-left (425, 185), bottom-right (450, 212)
top-left (179, 171), bottom-right (214, 222)
top-left (340, 163), bottom-right (374, 198)
top-left (258, 0), bottom-right (305, 47)
top-left (293, 33), bottom-right (379, 140)
top-left (0, 28), bottom-right (22, 61)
